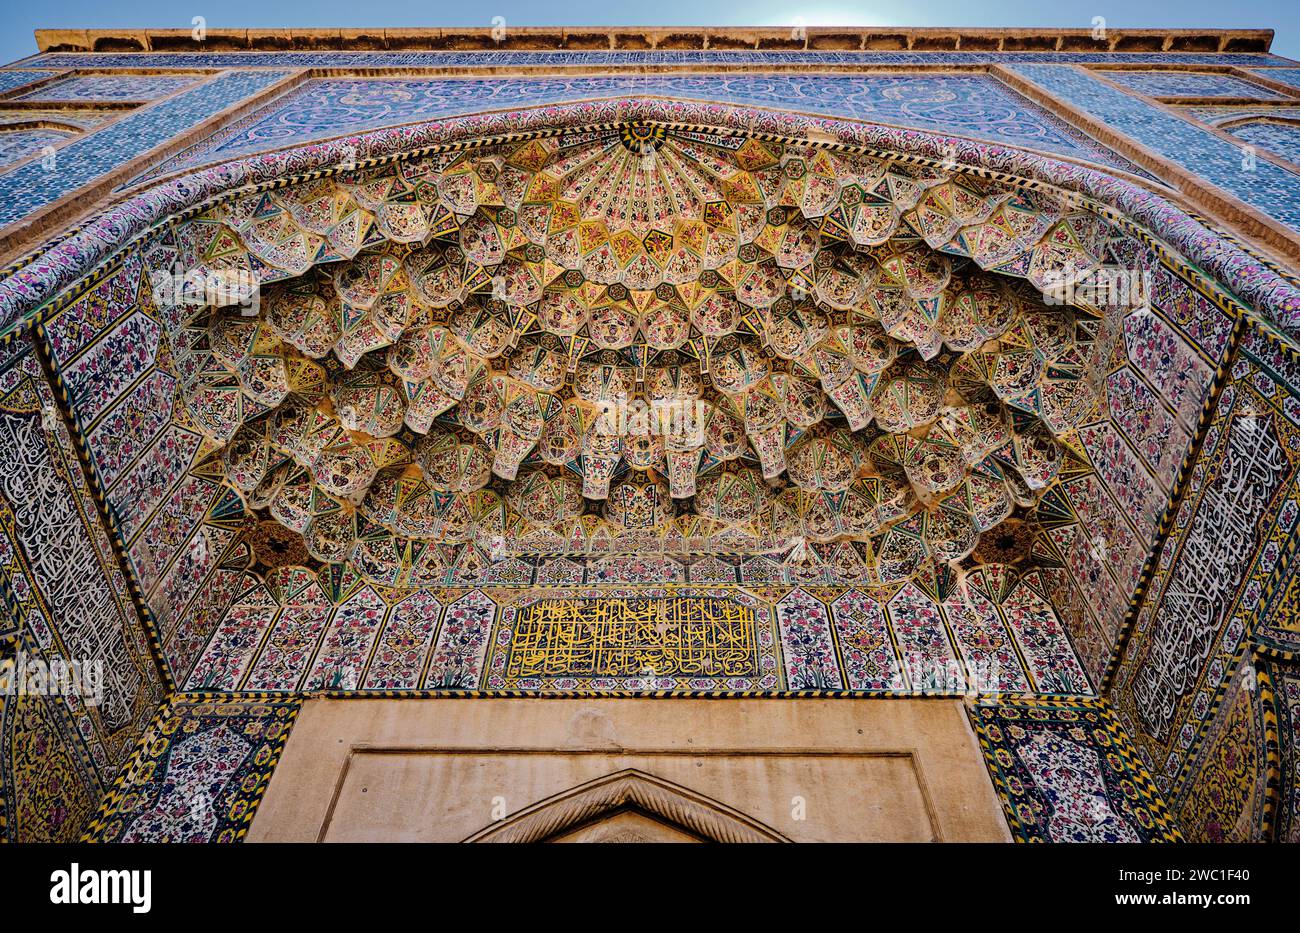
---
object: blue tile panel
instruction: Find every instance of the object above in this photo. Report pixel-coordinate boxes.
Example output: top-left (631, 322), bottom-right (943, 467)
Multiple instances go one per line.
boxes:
top-left (0, 70), bottom-right (290, 229)
top-left (1011, 64), bottom-right (1300, 233)
top-left (10, 74), bottom-right (200, 102)
top-left (1228, 122), bottom-right (1300, 165)
top-left (134, 73), bottom-right (1139, 184)
top-left (0, 70), bottom-right (59, 93)
top-left (1101, 70), bottom-right (1287, 99)
top-left (16, 50), bottom-right (1298, 69)
top-left (0, 128), bottom-right (73, 168)
top-left (1252, 67), bottom-right (1300, 89)
top-left (0, 108), bottom-right (114, 130)
top-left (1185, 105), bottom-right (1300, 125)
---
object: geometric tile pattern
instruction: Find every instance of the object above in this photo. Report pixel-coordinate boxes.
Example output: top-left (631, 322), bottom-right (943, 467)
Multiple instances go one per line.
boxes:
top-left (0, 128), bottom-right (72, 169)
top-left (1250, 68), bottom-right (1300, 90)
top-left (29, 244), bottom-right (228, 702)
top-left (179, 124), bottom-right (1122, 590)
top-left (1, 93), bottom-right (1273, 723)
top-left (1228, 122), bottom-right (1300, 166)
top-left (0, 70), bottom-right (289, 227)
top-left (1111, 320), bottom-right (1300, 801)
top-left (10, 74), bottom-right (200, 102)
top-left (82, 694), bottom-right (301, 843)
top-left (0, 334), bottom-right (166, 841)
top-left (0, 71), bottom-right (59, 94)
top-left (969, 697), bottom-right (1182, 842)
top-left (4, 40), bottom-right (1300, 846)
top-left (1100, 70), bottom-right (1285, 99)
top-left (976, 233), bottom-right (1239, 689)
top-left (1012, 64), bottom-right (1300, 233)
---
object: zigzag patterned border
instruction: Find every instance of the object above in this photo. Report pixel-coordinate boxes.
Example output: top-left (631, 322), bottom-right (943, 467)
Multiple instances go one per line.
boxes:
top-left (968, 695), bottom-right (1183, 842)
top-left (82, 693), bottom-right (302, 842)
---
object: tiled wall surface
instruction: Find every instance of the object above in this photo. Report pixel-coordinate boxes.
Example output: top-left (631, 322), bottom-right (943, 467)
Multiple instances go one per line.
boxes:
top-left (0, 333), bottom-right (166, 842)
top-left (1, 45), bottom-right (1300, 842)
top-left (0, 70), bottom-right (289, 226)
top-left (1011, 64), bottom-right (1300, 233)
top-left (134, 73), bottom-right (1140, 180)
top-left (1111, 320), bottom-right (1300, 842)
top-left (20, 50), bottom-right (1299, 68)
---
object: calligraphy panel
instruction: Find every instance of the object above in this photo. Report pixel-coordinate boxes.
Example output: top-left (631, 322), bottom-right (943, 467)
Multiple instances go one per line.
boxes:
top-left (489, 588), bottom-right (778, 691)
top-left (1113, 319), bottom-right (1300, 798)
top-left (0, 336), bottom-right (164, 840)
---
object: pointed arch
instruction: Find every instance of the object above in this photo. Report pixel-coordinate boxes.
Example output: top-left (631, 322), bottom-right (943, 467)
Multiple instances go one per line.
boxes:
top-left (463, 768), bottom-right (793, 842)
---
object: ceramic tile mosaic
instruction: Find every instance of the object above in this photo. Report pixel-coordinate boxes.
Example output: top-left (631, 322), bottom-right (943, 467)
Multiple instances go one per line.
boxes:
top-left (1252, 529), bottom-right (1300, 659)
top-left (0, 336), bottom-right (165, 841)
top-left (1106, 365), bottom-right (1192, 486)
top-left (30, 248), bottom-right (236, 695)
top-left (1174, 656), bottom-right (1278, 842)
top-left (1079, 419), bottom-right (1166, 541)
top-left (139, 74), bottom-right (1137, 184)
top-left (2, 98), bottom-right (1295, 345)
top-left (106, 425), bottom-right (202, 543)
top-left (181, 580), bottom-right (1091, 696)
top-left (1123, 306), bottom-right (1216, 427)
top-left (0, 128), bottom-right (72, 169)
top-left (970, 697), bottom-right (1182, 842)
top-left (3, 38), bottom-right (1300, 846)
top-left (0, 70), bottom-right (59, 94)
top-left (1271, 661), bottom-right (1300, 843)
top-left (0, 70), bottom-right (289, 227)
top-left (1011, 64), bottom-right (1300, 233)
top-left (1062, 471), bottom-right (1146, 592)
top-left (1099, 70), bottom-right (1286, 99)
top-left (1111, 321), bottom-right (1300, 800)
top-left (1251, 67), bottom-right (1300, 90)
top-left (0, 108), bottom-right (113, 130)
top-left (0, 691), bottom-right (98, 843)
top-left (1185, 105), bottom-right (1300, 126)
top-left (1147, 262), bottom-right (1237, 362)
top-left (163, 566), bottom-right (247, 682)
top-left (10, 74), bottom-right (201, 102)
top-left (1228, 121), bottom-right (1300, 165)
top-left (1038, 561), bottom-right (1110, 686)
top-left (1050, 521), bottom-right (1129, 641)
top-left (83, 694), bottom-right (301, 843)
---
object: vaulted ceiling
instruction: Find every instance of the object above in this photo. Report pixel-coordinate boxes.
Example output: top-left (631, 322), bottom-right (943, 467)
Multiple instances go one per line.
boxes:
top-left (166, 123), bottom-right (1120, 586)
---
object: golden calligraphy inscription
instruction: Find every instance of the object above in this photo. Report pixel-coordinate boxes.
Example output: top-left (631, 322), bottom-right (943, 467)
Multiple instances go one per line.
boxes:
top-left (505, 596), bottom-right (759, 679)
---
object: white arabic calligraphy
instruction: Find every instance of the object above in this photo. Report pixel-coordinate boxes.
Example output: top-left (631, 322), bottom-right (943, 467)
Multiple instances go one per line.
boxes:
top-left (1133, 412), bottom-right (1287, 740)
top-left (0, 409), bottom-right (143, 731)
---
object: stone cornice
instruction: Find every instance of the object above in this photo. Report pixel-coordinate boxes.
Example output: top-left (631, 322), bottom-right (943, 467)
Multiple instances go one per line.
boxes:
top-left (34, 26), bottom-right (1275, 55)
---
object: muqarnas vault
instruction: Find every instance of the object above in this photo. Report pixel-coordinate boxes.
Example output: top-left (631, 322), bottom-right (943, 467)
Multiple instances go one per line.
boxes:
top-left (1, 25), bottom-right (1299, 844)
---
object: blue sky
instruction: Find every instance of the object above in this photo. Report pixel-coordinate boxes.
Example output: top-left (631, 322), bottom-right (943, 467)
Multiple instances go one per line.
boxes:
top-left (0, 1), bottom-right (1296, 64)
